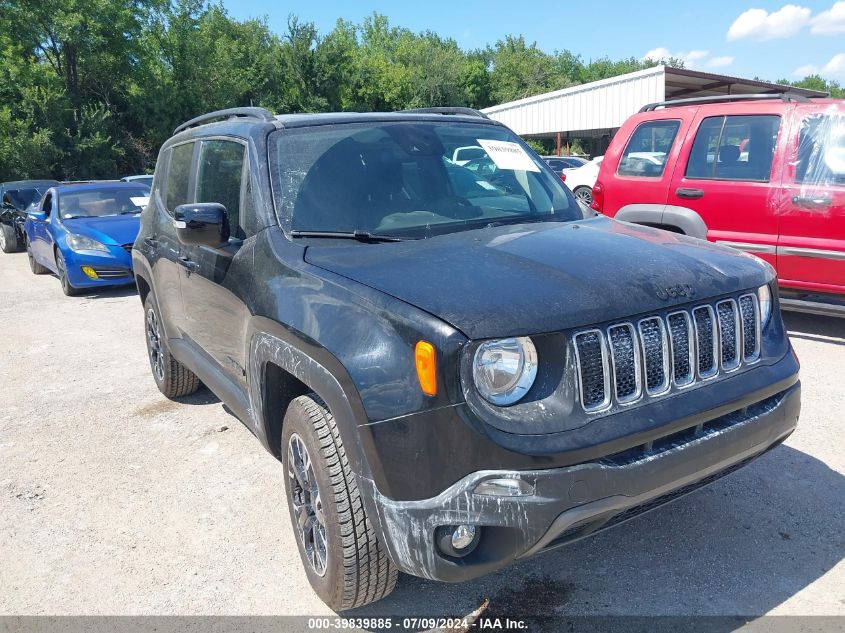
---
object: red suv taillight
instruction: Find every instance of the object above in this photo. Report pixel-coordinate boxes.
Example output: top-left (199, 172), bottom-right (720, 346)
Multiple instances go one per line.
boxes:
top-left (590, 181), bottom-right (604, 212)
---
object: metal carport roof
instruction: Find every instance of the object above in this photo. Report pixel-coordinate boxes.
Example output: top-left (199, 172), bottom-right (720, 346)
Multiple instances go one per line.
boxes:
top-left (481, 65), bottom-right (828, 138)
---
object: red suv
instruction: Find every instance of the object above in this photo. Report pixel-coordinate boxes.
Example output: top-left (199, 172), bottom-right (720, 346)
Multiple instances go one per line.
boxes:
top-left (593, 94), bottom-right (845, 317)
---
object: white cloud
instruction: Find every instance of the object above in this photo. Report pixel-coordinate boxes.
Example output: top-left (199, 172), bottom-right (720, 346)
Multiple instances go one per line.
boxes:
top-left (793, 63), bottom-right (819, 76)
top-left (642, 48), bottom-right (710, 68)
top-left (811, 1), bottom-right (845, 33)
top-left (727, 4), bottom-right (812, 41)
top-left (793, 53), bottom-right (845, 77)
top-left (707, 56), bottom-right (735, 68)
top-left (823, 53), bottom-right (845, 73)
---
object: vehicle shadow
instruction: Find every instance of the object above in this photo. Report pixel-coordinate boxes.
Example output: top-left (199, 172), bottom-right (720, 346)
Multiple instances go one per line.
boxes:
top-left (348, 444), bottom-right (843, 625)
top-left (76, 284), bottom-right (139, 300)
top-left (784, 311), bottom-right (845, 346)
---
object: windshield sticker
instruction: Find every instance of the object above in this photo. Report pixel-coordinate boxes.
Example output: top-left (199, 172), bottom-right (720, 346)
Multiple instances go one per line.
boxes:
top-left (476, 139), bottom-right (541, 172)
top-left (130, 196), bottom-right (150, 207)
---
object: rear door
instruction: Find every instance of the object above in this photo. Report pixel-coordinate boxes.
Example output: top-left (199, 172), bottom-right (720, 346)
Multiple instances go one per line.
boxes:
top-left (601, 114), bottom-right (690, 215)
top-left (776, 104), bottom-right (845, 295)
top-left (151, 141), bottom-right (196, 335)
top-left (667, 106), bottom-right (788, 270)
top-left (179, 137), bottom-right (254, 386)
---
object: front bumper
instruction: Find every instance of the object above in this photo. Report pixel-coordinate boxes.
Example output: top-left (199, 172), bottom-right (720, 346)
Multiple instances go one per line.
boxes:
top-left (360, 381), bottom-right (800, 582)
top-left (64, 246), bottom-right (134, 288)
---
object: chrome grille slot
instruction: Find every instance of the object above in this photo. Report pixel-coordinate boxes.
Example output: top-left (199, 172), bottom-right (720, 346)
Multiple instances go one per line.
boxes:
top-left (738, 294), bottom-right (760, 362)
top-left (638, 317), bottom-right (669, 395)
top-left (607, 324), bottom-right (640, 403)
top-left (692, 306), bottom-right (718, 379)
top-left (573, 330), bottom-right (610, 411)
top-left (572, 293), bottom-right (761, 414)
top-left (667, 311), bottom-right (694, 387)
top-left (717, 299), bottom-right (740, 370)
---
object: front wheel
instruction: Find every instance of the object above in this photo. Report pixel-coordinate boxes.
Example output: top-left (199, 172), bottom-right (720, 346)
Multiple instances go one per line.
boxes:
top-left (0, 223), bottom-right (19, 253)
top-left (282, 394), bottom-right (397, 610)
top-left (573, 185), bottom-right (593, 206)
top-left (55, 249), bottom-right (81, 296)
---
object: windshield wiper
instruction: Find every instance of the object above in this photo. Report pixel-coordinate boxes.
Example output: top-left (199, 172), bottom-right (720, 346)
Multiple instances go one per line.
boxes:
top-left (290, 230), bottom-right (408, 242)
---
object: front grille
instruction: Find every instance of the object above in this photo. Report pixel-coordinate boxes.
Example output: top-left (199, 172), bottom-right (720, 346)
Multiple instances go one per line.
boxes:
top-left (573, 293), bottom-right (761, 413)
top-left (91, 267), bottom-right (131, 279)
top-left (573, 330), bottom-right (609, 410)
top-left (716, 299), bottom-right (740, 370)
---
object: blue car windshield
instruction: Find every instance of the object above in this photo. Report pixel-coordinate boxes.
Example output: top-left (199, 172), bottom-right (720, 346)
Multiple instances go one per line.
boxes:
top-left (269, 121), bottom-right (579, 238)
top-left (60, 187), bottom-right (149, 219)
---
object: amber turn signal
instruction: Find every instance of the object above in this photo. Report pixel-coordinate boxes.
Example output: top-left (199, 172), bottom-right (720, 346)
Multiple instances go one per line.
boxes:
top-left (415, 341), bottom-right (437, 396)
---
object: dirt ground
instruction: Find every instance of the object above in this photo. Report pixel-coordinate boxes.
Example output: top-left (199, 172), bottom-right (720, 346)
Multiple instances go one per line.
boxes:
top-left (0, 249), bottom-right (843, 618)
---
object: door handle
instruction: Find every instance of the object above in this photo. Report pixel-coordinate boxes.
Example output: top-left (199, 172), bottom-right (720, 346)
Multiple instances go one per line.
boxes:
top-left (177, 255), bottom-right (199, 272)
top-left (792, 195), bottom-right (832, 209)
top-left (676, 188), bottom-right (705, 200)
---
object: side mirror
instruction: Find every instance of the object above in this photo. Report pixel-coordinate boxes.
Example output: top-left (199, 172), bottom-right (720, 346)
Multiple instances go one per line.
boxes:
top-left (174, 203), bottom-right (229, 247)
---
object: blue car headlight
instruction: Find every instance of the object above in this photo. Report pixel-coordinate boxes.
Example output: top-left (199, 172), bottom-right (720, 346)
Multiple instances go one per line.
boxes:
top-left (66, 234), bottom-right (108, 253)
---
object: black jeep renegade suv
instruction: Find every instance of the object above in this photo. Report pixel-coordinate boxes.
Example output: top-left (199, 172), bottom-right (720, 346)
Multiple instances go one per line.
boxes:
top-left (133, 106), bottom-right (801, 610)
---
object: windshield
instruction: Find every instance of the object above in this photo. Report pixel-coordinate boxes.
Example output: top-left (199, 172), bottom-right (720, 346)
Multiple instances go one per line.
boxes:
top-left (60, 187), bottom-right (149, 219)
top-left (269, 121), bottom-right (579, 238)
top-left (6, 188), bottom-right (45, 210)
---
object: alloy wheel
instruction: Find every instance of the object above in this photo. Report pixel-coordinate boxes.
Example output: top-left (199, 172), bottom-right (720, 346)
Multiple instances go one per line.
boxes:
top-left (575, 187), bottom-right (593, 205)
top-left (287, 433), bottom-right (328, 576)
top-left (56, 252), bottom-right (70, 293)
top-left (145, 307), bottom-right (165, 382)
top-left (0, 228), bottom-right (6, 250)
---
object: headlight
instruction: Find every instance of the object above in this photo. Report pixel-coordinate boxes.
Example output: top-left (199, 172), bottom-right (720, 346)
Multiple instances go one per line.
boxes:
top-left (66, 234), bottom-right (107, 253)
top-left (758, 284), bottom-right (773, 328)
top-left (472, 337), bottom-right (538, 406)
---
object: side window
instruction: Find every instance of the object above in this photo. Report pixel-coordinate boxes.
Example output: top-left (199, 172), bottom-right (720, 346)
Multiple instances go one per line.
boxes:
top-left (196, 139), bottom-right (245, 240)
top-left (166, 142), bottom-right (194, 213)
top-left (617, 120), bottom-right (680, 177)
top-left (796, 114), bottom-right (845, 186)
top-left (686, 115), bottom-right (780, 182)
top-left (42, 193), bottom-right (52, 217)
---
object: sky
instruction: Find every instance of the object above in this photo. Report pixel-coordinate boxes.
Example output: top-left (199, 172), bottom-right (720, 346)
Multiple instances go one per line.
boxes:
top-left (222, 0), bottom-right (845, 84)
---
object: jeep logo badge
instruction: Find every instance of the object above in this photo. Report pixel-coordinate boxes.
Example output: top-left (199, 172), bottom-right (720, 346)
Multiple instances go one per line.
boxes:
top-left (656, 284), bottom-right (695, 300)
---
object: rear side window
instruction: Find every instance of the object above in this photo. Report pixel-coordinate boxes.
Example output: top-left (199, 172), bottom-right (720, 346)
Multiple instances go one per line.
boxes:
top-left (166, 142), bottom-right (195, 212)
top-left (195, 139), bottom-right (246, 239)
top-left (686, 115), bottom-right (780, 182)
top-left (796, 114), bottom-right (845, 186)
top-left (617, 120), bottom-right (680, 177)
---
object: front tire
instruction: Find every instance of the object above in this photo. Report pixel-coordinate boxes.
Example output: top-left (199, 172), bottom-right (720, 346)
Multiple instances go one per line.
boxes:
top-left (0, 223), bottom-right (19, 253)
top-left (282, 394), bottom-right (397, 611)
top-left (573, 185), bottom-right (593, 206)
top-left (143, 293), bottom-right (201, 398)
top-left (26, 238), bottom-right (48, 274)
top-left (55, 249), bottom-right (81, 296)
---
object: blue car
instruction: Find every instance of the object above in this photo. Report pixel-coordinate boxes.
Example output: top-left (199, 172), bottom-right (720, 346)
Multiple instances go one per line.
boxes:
top-left (24, 182), bottom-right (149, 295)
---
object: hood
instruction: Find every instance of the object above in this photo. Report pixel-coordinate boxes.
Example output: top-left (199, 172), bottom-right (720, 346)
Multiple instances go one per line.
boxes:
top-left (303, 216), bottom-right (772, 340)
top-left (63, 215), bottom-right (141, 246)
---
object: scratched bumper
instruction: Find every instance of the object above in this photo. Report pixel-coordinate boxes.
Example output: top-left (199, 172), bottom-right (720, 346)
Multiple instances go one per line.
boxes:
top-left (360, 382), bottom-right (800, 582)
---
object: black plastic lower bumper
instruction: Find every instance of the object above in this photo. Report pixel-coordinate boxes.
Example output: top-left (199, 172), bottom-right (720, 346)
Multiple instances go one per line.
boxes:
top-left (359, 381), bottom-right (800, 582)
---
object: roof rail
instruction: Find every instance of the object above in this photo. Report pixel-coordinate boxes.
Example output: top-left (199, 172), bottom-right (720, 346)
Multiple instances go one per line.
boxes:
top-left (173, 107), bottom-right (276, 135)
top-left (401, 106), bottom-right (489, 119)
top-left (639, 92), bottom-right (813, 112)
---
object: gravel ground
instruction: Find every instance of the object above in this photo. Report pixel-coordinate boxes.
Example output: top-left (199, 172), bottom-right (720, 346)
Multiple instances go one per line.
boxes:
top-left (0, 249), bottom-right (843, 619)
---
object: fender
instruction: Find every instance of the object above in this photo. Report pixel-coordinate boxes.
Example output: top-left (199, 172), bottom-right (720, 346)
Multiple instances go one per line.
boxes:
top-left (615, 203), bottom-right (708, 240)
top-left (245, 318), bottom-right (379, 486)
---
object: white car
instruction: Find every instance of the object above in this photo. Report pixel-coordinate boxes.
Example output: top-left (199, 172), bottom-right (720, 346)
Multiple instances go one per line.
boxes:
top-left (451, 146), bottom-right (487, 166)
top-left (561, 156), bottom-right (603, 205)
